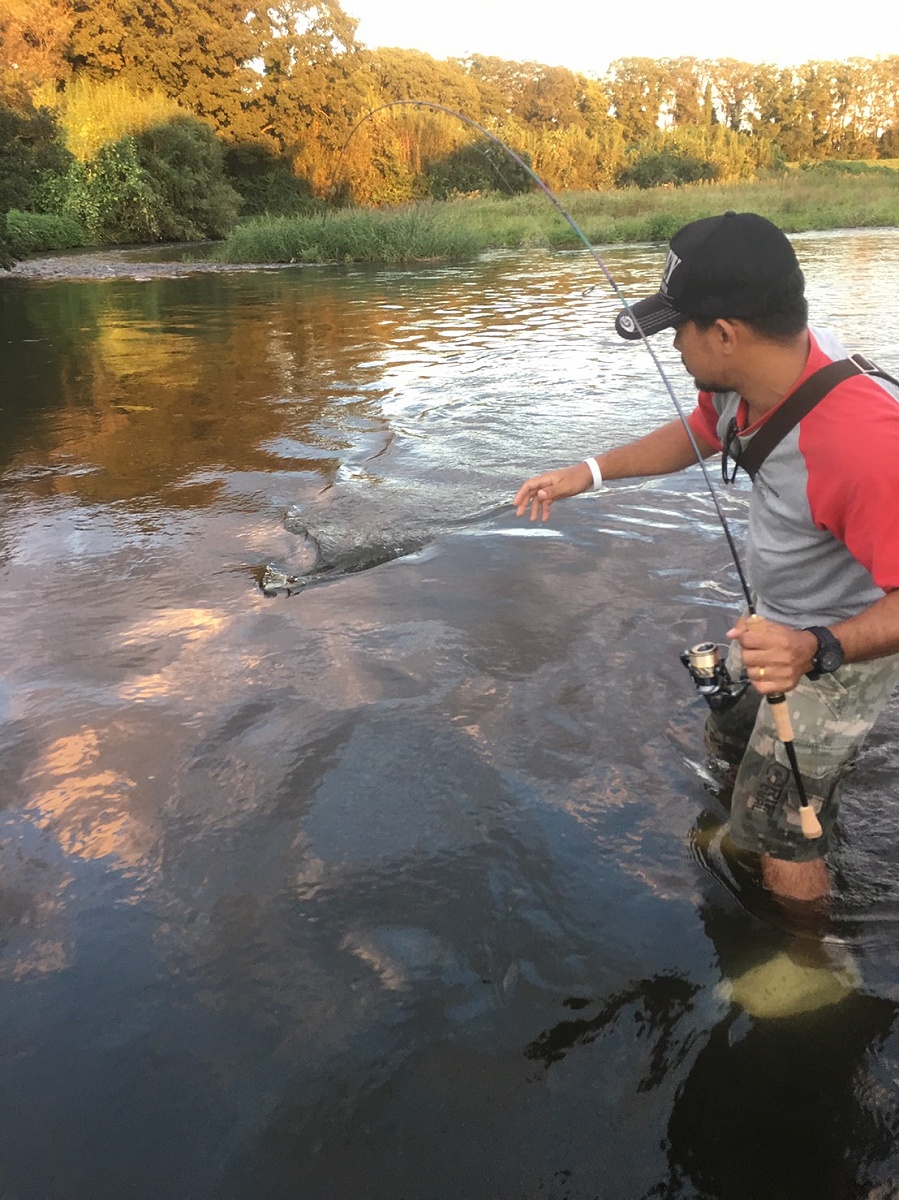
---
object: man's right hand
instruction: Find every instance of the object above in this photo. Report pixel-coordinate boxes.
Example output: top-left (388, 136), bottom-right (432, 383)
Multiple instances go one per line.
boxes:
top-left (513, 461), bottom-right (595, 522)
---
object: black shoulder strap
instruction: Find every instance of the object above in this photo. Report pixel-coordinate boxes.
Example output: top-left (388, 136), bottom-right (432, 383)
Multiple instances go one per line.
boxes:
top-left (740, 353), bottom-right (899, 481)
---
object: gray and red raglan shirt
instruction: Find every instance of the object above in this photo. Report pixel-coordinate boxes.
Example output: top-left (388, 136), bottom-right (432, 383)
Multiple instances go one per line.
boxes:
top-left (687, 327), bottom-right (899, 629)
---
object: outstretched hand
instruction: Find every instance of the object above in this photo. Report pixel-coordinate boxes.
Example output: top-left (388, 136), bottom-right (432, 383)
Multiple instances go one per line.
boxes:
top-left (513, 462), bottom-right (594, 522)
top-left (728, 614), bottom-right (817, 694)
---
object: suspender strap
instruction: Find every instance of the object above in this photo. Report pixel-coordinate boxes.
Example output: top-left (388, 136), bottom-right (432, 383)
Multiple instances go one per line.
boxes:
top-left (739, 354), bottom-right (899, 481)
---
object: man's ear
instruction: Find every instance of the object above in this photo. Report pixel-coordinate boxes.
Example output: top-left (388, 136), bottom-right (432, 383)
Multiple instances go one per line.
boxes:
top-left (712, 318), bottom-right (742, 353)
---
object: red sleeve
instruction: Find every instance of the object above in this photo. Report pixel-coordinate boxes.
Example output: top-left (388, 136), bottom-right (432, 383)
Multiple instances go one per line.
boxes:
top-left (803, 381), bottom-right (899, 591)
top-left (687, 390), bottom-right (722, 450)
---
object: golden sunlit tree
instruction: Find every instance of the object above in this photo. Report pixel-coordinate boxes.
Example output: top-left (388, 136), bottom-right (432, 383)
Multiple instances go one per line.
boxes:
top-left (0, 0), bottom-right (73, 103)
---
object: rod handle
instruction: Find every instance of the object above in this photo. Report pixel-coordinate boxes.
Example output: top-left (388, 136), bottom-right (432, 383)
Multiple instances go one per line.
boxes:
top-left (766, 691), bottom-right (794, 742)
top-left (750, 613), bottom-right (823, 840)
top-left (767, 694), bottom-right (823, 838)
top-left (800, 803), bottom-right (824, 839)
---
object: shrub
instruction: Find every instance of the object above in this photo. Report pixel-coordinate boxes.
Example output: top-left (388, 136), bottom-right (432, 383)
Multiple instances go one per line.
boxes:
top-left (645, 212), bottom-right (687, 240)
top-left (0, 101), bottom-right (73, 213)
top-left (0, 227), bottom-right (13, 270)
top-left (133, 118), bottom-right (240, 238)
top-left (799, 159), bottom-right (897, 176)
top-left (4, 209), bottom-right (86, 256)
top-left (55, 138), bottom-right (161, 242)
top-left (619, 149), bottom-right (717, 188)
top-left (617, 125), bottom-right (782, 189)
top-left (426, 138), bottom-right (534, 199)
top-left (224, 142), bottom-right (319, 217)
top-left (49, 117), bottom-right (240, 243)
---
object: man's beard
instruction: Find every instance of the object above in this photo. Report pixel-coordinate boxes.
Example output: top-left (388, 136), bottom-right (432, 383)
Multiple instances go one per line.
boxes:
top-left (691, 374), bottom-right (730, 393)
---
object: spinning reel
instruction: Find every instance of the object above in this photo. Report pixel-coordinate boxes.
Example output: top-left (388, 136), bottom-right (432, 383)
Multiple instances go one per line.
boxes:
top-left (680, 640), bottom-right (750, 713)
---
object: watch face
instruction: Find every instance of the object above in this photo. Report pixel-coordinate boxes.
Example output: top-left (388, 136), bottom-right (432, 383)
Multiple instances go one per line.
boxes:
top-left (818, 643), bottom-right (843, 672)
top-left (806, 626), bottom-right (844, 678)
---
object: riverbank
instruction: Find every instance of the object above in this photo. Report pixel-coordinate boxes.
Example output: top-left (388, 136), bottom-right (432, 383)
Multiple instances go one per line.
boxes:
top-left (4, 170), bottom-right (898, 278)
top-left (0, 246), bottom-right (281, 281)
top-left (212, 172), bottom-right (899, 265)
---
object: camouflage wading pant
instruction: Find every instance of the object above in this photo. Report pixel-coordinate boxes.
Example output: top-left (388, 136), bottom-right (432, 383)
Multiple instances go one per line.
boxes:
top-left (705, 637), bottom-right (899, 862)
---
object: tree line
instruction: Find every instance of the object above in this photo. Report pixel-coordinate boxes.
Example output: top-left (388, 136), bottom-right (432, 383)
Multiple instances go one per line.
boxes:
top-left (2, 0), bottom-right (899, 261)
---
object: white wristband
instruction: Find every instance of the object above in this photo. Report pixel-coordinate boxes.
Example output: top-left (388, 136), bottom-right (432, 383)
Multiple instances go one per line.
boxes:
top-left (584, 457), bottom-right (603, 490)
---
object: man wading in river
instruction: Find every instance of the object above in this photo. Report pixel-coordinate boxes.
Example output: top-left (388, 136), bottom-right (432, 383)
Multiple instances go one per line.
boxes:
top-left (514, 211), bottom-right (899, 906)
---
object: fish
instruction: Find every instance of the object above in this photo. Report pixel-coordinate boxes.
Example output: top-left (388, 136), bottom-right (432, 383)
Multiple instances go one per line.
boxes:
top-left (258, 499), bottom-right (512, 596)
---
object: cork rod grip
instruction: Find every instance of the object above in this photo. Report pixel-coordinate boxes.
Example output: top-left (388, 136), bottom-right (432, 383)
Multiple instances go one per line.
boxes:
top-left (800, 804), bottom-right (824, 839)
top-left (766, 692), bottom-right (794, 742)
top-left (747, 616), bottom-right (823, 839)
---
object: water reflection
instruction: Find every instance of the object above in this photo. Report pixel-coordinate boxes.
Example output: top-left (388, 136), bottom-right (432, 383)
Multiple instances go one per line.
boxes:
top-left (655, 893), bottom-right (899, 1200)
top-left (2, 234), bottom-right (899, 1199)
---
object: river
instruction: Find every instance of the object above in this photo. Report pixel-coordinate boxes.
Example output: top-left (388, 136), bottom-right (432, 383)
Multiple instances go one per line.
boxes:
top-left (2, 229), bottom-right (899, 1200)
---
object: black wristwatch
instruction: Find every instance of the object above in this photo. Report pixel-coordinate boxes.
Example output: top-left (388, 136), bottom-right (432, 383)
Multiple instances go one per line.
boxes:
top-left (804, 625), bottom-right (844, 679)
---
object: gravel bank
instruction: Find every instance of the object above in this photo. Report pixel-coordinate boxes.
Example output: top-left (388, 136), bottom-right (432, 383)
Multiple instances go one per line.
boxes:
top-left (1, 246), bottom-right (286, 281)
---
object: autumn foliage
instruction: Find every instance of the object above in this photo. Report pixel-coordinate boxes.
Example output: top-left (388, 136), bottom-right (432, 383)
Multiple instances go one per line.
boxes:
top-left (1, 0), bottom-right (899, 261)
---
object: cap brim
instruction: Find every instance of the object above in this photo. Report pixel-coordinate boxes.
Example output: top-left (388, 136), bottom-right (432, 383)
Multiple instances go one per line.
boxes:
top-left (615, 294), bottom-right (682, 340)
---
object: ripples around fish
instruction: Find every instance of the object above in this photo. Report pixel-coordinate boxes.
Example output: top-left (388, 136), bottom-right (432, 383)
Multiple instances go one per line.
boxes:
top-left (2, 234), bottom-right (899, 1199)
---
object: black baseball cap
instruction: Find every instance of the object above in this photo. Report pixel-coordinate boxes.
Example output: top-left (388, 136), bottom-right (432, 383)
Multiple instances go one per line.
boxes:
top-left (615, 211), bottom-right (802, 340)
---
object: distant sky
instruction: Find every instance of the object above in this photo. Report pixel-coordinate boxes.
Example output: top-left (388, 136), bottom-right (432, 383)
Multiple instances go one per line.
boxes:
top-left (344, 0), bottom-right (899, 75)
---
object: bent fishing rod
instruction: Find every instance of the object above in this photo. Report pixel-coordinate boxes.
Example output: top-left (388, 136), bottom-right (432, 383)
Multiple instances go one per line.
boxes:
top-left (335, 100), bottom-right (821, 840)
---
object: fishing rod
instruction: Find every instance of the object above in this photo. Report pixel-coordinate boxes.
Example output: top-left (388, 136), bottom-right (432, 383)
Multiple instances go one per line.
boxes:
top-left (334, 100), bottom-right (821, 840)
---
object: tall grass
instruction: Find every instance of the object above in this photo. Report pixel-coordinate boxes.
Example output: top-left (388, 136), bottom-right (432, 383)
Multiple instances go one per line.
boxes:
top-left (213, 206), bottom-right (485, 264)
top-left (214, 172), bottom-right (899, 265)
top-left (56, 78), bottom-right (186, 162)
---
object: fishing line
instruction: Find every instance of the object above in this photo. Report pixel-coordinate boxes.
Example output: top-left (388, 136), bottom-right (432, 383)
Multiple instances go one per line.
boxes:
top-left (332, 100), bottom-right (820, 837)
top-left (333, 99), bottom-right (752, 606)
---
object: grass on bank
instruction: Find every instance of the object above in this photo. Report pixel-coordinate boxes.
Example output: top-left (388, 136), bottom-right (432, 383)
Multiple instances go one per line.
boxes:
top-left (211, 171), bottom-right (899, 265)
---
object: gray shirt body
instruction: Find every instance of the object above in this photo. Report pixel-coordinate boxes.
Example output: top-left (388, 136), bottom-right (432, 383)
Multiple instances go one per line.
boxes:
top-left (703, 327), bottom-right (899, 628)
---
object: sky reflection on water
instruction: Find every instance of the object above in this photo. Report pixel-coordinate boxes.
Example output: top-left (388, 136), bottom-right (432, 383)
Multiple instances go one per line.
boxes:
top-left (2, 233), bottom-right (899, 1199)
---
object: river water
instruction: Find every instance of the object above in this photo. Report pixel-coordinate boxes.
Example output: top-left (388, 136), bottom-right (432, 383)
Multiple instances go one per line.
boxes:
top-left (2, 229), bottom-right (899, 1200)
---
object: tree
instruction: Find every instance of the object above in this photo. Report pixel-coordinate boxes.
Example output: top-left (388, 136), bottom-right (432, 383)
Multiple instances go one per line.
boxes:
top-left (665, 58), bottom-right (706, 127)
top-left (0, 0), bottom-right (73, 103)
top-left (359, 48), bottom-right (483, 181)
top-left (606, 57), bottom-right (670, 143)
top-left (879, 124), bottom-right (899, 159)
top-left (457, 55), bottom-right (534, 122)
top-left (711, 58), bottom-right (758, 132)
top-left (516, 65), bottom-right (587, 130)
top-left (750, 64), bottom-right (799, 157)
top-left (363, 47), bottom-right (481, 117)
top-left (63, 0), bottom-right (263, 138)
top-left (871, 57), bottom-right (899, 157)
top-left (793, 64), bottom-right (839, 159)
top-left (812, 59), bottom-right (880, 158)
top-left (532, 122), bottom-right (625, 190)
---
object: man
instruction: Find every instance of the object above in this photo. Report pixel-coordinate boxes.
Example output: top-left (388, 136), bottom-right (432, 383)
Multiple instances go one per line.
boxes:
top-left (514, 211), bottom-right (899, 904)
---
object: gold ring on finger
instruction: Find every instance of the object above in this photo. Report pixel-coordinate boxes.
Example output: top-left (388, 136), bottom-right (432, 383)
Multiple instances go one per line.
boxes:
top-left (758, 666), bottom-right (766, 680)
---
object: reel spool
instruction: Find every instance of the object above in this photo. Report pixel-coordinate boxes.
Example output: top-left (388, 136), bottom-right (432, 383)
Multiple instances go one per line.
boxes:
top-left (680, 641), bottom-right (750, 712)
